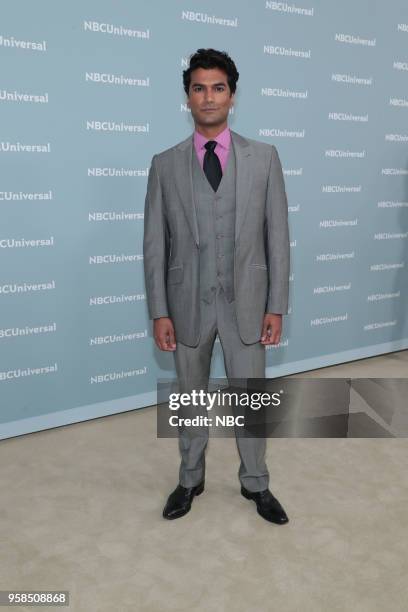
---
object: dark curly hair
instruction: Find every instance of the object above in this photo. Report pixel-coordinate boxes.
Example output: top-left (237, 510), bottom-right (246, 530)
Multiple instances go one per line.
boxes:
top-left (183, 48), bottom-right (239, 96)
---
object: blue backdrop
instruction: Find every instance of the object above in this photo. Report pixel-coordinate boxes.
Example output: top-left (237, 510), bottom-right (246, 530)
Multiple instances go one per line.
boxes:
top-left (1, 0), bottom-right (407, 439)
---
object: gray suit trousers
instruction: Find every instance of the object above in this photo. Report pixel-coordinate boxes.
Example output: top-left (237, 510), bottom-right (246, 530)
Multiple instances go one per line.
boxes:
top-left (173, 285), bottom-right (270, 492)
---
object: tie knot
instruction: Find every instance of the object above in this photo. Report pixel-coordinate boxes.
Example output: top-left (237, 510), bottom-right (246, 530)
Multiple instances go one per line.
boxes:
top-left (204, 140), bottom-right (217, 152)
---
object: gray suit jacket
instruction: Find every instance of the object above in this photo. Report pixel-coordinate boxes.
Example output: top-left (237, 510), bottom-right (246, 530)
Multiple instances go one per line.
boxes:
top-left (143, 129), bottom-right (290, 347)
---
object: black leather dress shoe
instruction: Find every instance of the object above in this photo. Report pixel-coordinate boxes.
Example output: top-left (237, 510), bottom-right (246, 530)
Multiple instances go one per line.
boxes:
top-left (163, 481), bottom-right (205, 520)
top-left (241, 486), bottom-right (289, 524)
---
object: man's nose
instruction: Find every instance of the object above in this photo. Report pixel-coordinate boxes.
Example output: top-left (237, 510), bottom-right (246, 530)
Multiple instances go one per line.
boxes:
top-left (204, 89), bottom-right (214, 102)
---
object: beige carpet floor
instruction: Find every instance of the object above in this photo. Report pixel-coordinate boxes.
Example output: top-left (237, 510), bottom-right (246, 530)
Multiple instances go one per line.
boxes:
top-left (0, 350), bottom-right (407, 612)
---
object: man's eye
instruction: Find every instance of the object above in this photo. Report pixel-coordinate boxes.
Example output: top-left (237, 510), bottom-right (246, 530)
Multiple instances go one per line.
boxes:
top-left (216, 86), bottom-right (225, 91)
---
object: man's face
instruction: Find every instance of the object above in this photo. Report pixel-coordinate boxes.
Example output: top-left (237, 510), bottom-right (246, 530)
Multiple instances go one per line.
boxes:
top-left (187, 67), bottom-right (234, 129)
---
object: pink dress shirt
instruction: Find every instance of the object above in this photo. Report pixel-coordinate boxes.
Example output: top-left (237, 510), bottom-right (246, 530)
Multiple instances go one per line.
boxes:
top-left (193, 126), bottom-right (231, 173)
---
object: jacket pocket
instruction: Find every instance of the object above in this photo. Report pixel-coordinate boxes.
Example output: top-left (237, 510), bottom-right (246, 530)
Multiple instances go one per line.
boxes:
top-left (167, 264), bottom-right (183, 284)
top-left (249, 263), bottom-right (267, 270)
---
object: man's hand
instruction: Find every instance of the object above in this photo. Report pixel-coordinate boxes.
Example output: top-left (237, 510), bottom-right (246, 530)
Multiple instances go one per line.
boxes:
top-left (153, 317), bottom-right (177, 351)
top-left (260, 313), bottom-right (282, 345)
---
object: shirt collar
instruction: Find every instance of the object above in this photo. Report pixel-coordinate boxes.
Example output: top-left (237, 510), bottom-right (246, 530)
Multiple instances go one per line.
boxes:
top-left (194, 125), bottom-right (231, 151)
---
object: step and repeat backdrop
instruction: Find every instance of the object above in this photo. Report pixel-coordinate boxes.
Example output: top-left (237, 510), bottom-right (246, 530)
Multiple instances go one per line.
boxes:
top-left (1, 0), bottom-right (407, 439)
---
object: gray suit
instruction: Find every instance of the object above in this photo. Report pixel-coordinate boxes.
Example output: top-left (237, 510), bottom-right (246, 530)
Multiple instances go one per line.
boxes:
top-left (143, 130), bottom-right (290, 346)
top-left (143, 129), bottom-right (290, 491)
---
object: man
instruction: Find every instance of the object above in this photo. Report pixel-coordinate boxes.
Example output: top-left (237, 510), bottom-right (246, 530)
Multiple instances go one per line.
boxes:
top-left (143, 49), bottom-right (290, 524)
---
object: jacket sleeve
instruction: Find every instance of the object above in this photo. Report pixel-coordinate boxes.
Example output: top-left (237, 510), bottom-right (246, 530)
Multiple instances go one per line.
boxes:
top-left (265, 145), bottom-right (290, 314)
top-left (143, 154), bottom-right (170, 319)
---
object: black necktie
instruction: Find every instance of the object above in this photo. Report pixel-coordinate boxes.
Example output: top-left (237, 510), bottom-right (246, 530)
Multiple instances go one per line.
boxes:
top-left (203, 140), bottom-right (222, 192)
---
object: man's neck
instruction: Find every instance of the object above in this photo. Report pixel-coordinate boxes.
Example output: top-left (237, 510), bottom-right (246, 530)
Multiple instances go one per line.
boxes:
top-left (194, 123), bottom-right (229, 139)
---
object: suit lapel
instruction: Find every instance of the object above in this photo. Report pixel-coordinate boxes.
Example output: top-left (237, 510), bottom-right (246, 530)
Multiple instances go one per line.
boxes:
top-left (173, 129), bottom-right (253, 247)
top-left (231, 130), bottom-right (253, 244)
top-left (173, 134), bottom-right (200, 246)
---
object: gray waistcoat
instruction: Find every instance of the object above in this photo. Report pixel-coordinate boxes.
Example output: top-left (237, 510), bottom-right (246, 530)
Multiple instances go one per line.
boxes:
top-left (192, 144), bottom-right (236, 304)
